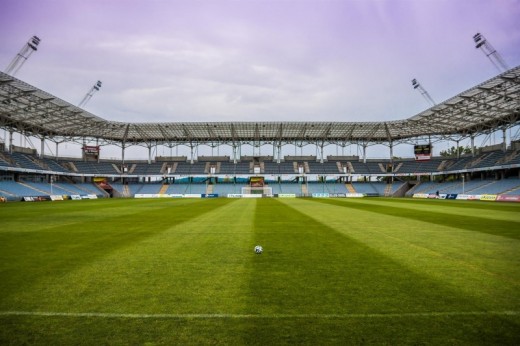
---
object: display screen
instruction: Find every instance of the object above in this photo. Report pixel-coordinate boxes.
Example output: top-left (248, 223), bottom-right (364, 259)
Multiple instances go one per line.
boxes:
top-left (250, 176), bottom-right (265, 187)
top-left (414, 144), bottom-right (432, 160)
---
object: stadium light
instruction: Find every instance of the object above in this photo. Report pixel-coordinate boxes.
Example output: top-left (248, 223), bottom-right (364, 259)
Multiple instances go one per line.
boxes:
top-left (4, 35), bottom-right (41, 76)
top-left (411, 78), bottom-right (436, 107)
top-left (79, 80), bottom-right (103, 108)
top-left (473, 33), bottom-right (509, 73)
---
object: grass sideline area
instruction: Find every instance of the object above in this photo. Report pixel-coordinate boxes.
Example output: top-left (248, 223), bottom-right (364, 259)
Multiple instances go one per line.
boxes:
top-left (0, 198), bottom-right (519, 345)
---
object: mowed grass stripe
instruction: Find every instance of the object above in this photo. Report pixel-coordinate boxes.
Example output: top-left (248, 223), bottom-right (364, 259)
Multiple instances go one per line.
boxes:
top-left (2, 312), bottom-right (520, 345)
top-left (246, 199), bottom-right (481, 315)
top-left (0, 198), bottom-right (201, 233)
top-left (312, 197), bottom-right (520, 240)
top-left (1, 199), bottom-right (256, 314)
top-left (339, 197), bottom-right (520, 223)
top-left (0, 198), bottom-right (235, 305)
top-left (279, 198), bottom-right (520, 311)
top-left (381, 197), bottom-right (520, 212)
top-left (2, 310), bottom-right (519, 318)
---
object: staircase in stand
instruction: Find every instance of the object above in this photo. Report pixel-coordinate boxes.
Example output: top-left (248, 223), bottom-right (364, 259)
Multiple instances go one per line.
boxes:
top-left (159, 184), bottom-right (169, 194)
top-left (301, 183), bottom-right (308, 196)
top-left (384, 184), bottom-right (393, 196)
top-left (345, 183), bottom-right (356, 193)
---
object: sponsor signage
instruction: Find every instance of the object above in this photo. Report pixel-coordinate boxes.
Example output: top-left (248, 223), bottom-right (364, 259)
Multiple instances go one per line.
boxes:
top-left (413, 193), bottom-right (429, 199)
top-left (227, 194), bottom-right (242, 198)
top-left (184, 194), bottom-right (202, 198)
top-left (202, 194), bottom-right (219, 198)
top-left (345, 193), bottom-right (364, 198)
top-left (23, 196), bottom-right (50, 202)
top-left (242, 194), bottom-right (263, 198)
top-left (71, 195), bottom-right (82, 200)
top-left (445, 194), bottom-right (458, 200)
top-left (277, 194), bottom-right (296, 198)
top-left (312, 193), bottom-right (330, 198)
top-left (50, 195), bottom-right (64, 201)
top-left (496, 195), bottom-right (520, 202)
top-left (480, 194), bottom-right (497, 201)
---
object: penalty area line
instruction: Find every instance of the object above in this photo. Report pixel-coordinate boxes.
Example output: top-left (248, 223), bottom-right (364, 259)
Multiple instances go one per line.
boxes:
top-left (0, 311), bottom-right (519, 319)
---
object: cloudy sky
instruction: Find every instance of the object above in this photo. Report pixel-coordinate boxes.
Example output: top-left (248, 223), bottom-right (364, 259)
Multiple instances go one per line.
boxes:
top-left (1, 0), bottom-right (519, 126)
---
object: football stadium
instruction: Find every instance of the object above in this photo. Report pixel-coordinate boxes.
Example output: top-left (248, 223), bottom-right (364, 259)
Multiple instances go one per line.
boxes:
top-left (1, 3), bottom-right (520, 345)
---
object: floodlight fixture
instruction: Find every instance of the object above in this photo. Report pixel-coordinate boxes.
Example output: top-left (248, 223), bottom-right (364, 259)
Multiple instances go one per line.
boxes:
top-left (4, 35), bottom-right (41, 76)
top-left (473, 32), bottom-right (508, 72)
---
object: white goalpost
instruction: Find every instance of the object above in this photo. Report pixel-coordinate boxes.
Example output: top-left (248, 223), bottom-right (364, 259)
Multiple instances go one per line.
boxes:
top-left (241, 186), bottom-right (273, 196)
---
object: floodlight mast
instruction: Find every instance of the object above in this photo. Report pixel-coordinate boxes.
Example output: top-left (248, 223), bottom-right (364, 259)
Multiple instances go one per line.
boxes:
top-left (473, 33), bottom-right (509, 72)
top-left (78, 80), bottom-right (102, 108)
top-left (411, 78), bottom-right (436, 107)
top-left (4, 36), bottom-right (41, 76)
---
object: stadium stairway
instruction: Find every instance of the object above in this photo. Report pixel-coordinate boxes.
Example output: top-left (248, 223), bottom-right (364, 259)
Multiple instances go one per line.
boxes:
top-left (384, 184), bottom-right (393, 196)
top-left (466, 180), bottom-right (495, 194)
top-left (159, 184), bottom-right (169, 194)
top-left (346, 183), bottom-right (356, 193)
top-left (67, 162), bottom-right (78, 172)
top-left (502, 184), bottom-right (520, 195)
top-left (206, 184), bottom-right (214, 194)
top-left (111, 164), bottom-right (122, 174)
top-left (393, 162), bottom-right (403, 172)
top-left (0, 188), bottom-right (16, 198)
top-left (301, 183), bottom-right (309, 196)
top-left (18, 181), bottom-right (47, 195)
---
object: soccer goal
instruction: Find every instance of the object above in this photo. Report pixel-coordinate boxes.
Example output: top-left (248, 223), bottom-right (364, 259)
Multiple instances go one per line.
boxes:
top-left (241, 186), bottom-right (273, 196)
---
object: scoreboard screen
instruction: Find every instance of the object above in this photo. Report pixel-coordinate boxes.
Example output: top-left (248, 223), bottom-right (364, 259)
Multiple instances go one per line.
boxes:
top-left (250, 176), bottom-right (265, 187)
top-left (414, 144), bottom-right (432, 161)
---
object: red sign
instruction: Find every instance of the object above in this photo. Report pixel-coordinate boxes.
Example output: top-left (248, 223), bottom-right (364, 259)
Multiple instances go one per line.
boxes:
top-left (83, 145), bottom-right (100, 154)
top-left (496, 195), bottom-right (520, 203)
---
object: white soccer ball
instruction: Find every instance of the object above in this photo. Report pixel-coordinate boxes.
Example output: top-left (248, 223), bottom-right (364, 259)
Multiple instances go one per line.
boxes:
top-left (254, 245), bottom-right (263, 254)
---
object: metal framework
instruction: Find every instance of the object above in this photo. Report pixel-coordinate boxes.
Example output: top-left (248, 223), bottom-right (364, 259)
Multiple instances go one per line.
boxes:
top-left (474, 33), bottom-right (509, 73)
top-left (1, 66), bottom-right (519, 159)
top-left (4, 36), bottom-right (41, 77)
top-left (412, 78), bottom-right (436, 106)
top-left (78, 80), bottom-right (102, 108)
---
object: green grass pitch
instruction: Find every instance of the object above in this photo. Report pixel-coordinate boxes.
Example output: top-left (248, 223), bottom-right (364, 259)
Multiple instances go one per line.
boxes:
top-left (1, 197), bottom-right (519, 345)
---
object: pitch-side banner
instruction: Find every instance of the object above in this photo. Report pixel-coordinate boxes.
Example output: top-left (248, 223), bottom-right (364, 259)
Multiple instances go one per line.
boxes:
top-left (413, 193), bottom-right (429, 199)
top-left (184, 194), bottom-right (202, 198)
top-left (345, 193), bottom-right (364, 198)
top-left (480, 194), bottom-right (498, 201)
top-left (496, 195), bottom-right (520, 202)
top-left (277, 194), bottom-right (296, 198)
top-left (312, 193), bottom-right (330, 198)
top-left (242, 194), bottom-right (263, 198)
top-left (227, 194), bottom-right (242, 198)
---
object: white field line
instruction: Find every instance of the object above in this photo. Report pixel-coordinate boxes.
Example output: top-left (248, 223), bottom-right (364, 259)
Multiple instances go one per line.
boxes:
top-left (0, 311), bottom-right (518, 319)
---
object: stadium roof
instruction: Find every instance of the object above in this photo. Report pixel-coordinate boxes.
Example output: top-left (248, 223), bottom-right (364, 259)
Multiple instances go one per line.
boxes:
top-left (1, 66), bottom-right (519, 147)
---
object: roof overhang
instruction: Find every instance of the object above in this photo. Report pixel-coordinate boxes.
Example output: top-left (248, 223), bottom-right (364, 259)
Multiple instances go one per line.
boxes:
top-left (1, 66), bottom-right (519, 145)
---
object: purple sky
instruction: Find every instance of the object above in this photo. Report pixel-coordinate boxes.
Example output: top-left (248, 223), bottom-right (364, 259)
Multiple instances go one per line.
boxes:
top-left (1, 0), bottom-right (520, 157)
